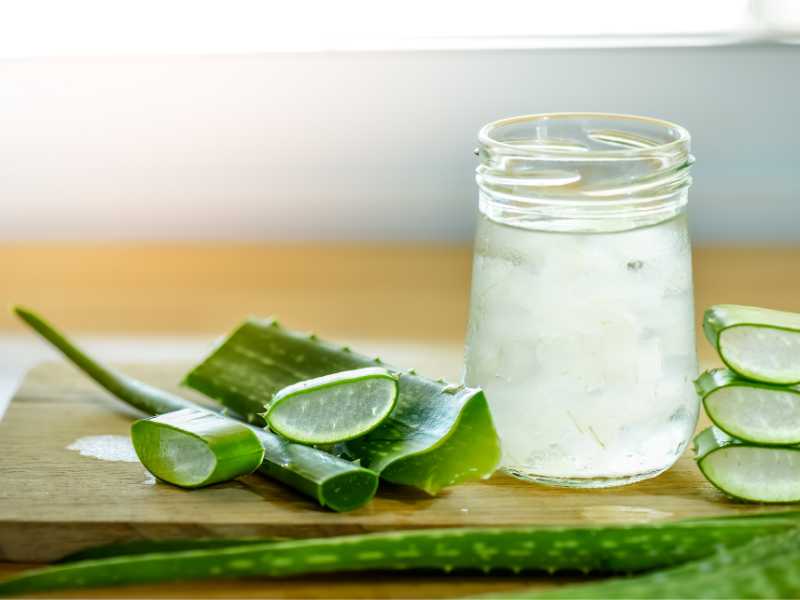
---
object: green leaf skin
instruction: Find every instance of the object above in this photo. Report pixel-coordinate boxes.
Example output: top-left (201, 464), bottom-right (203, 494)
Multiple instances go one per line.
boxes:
top-left (13, 307), bottom-right (378, 512)
top-left (703, 305), bottom-right (800, 385)
top-left (694, 427), bottom-right (800, 503)
top-left (184, 318), bottom-right (502, 494)
top-left (131, 409), bottom-right (265, 488)
top-left (267, 367), bottom-right (398, 444)
top-left (59, 539), bottom-right (282, 563)
top-left (695, 369), bottom-right (800, 445)
top-left (2, 514), bottom-right (799, 597)
top-left (508, 527), bottom-right (800, 599)
top-left (693, 426), bottom-right (740, 462)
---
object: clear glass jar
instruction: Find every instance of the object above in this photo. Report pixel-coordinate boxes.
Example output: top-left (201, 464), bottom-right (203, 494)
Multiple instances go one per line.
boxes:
top-left (464, 113), bottom-right (698, 488)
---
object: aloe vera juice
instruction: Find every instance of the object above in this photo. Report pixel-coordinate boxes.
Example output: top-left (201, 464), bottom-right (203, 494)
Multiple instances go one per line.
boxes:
top-left (464, 212), bottom-right (699, 486)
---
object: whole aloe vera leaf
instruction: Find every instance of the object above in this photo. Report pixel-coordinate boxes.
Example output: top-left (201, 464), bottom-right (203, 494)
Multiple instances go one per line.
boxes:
top-left (703, 304), bottom-right (800, 385)
top-left (13, 307), bottom-right (378, 512)
top-left (696, 369), bottom-right (800, 445)
top-left (1, 514), bottom-right (798, 597)
top-left (131, 409), bottom-right (265, 488)
top-left (184, 318), bottom-right (501, 494)
top-left (507, 527), bottom-right (800, 599)
top-left (694, 426), bottom-right (800, 503)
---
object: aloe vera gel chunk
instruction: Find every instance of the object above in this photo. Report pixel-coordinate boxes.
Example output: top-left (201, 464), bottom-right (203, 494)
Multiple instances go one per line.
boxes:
top-left (704, 305), bottom-right (800, 385)
top-left (266, 367), bottom-right (398, 444)
top-left (132, 409), bottom-right (265, 488)
top-left (695, 427), bottom-right (800, 503)
top-left (696, 369), bottom-right (800, 445)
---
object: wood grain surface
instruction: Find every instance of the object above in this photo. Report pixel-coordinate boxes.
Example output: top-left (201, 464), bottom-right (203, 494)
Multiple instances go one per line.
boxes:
top-left (1, 243), bottom-right (799, 598)
top-left (2, 359), bottom-right (795, 562)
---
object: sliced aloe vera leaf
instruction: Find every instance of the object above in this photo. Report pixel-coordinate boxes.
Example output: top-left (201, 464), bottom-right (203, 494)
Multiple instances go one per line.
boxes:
top-left (13, 307), bottom-right (378, 512)
top-left (694, 426), bottom-right (800, 503)
top-left (515, 527), bottom-right (800, 599)
top-left (696, 369), bottom-right (800, 445)
top-left (184, 318), bottom-right (501, 494)
top-left (2, 514), bottom-right (799, 596)
top-left (704, 304), bottom-right (800, 385)
top-left (266, 367), bottom-right (398, 444)
top-left (131, 409), bottom-right (264, 488)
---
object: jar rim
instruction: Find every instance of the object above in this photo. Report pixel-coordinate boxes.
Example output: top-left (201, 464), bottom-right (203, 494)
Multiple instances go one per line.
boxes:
top-left (478, 112), bottom-right (690, 158)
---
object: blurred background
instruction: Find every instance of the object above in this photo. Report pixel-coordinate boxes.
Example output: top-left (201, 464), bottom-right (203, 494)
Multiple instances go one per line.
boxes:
top-left (1, 0), bottom-right (799, 242)
top-left (1, 0), bottom-right (799, 410)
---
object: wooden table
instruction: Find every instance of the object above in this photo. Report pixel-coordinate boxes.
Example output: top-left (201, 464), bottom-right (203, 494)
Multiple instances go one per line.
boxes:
top-left (1, 243), bottom-right (799, 598)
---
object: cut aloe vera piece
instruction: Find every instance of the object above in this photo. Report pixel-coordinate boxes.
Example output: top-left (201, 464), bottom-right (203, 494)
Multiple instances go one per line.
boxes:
top-left (184, 318), bottom-right (501, 494)
top-left (266, 367), bottom-right (398, 444)
top-left (14, 307), bottom-right (378, 512)
top-left (2, 513), bottom-right (799, 596)
top-left (696, 369), bottom-right (800, 445)
top-left (695, 426), bottom-right (800, 503)
top-left (131, 409), bottom-right (265, 488)
top-left (704, 304), bottom-right (800, 385)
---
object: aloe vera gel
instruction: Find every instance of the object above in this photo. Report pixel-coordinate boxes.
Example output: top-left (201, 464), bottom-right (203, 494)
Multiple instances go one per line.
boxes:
top-left (465, 114), bottom-right (699, 487)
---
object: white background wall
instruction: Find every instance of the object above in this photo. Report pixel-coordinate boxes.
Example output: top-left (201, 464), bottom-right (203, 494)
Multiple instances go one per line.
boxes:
top-left (1, 45), bottom-right (798, 243)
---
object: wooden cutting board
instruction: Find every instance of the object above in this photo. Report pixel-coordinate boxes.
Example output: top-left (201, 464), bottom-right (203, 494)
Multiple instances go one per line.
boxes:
top-left (0, 359), bottom-right (791, 563)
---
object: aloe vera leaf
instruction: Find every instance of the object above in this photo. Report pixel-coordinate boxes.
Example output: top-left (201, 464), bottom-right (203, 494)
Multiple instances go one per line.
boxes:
top-left (1, 514), bottom-right (798, 596)
top-left (266, 367), bottom-right (398, 444)
top-left (703, 305), bottom-right (800, 385)
top-left (13, 307), bottom-right (378, 512)
top-left (59, 539), bottom-right (281, 562)
top-left (694, 426), bottom-right (800, 503)
top-left (696, 369), bottom-right (800, 445)
top-left (131, 409), bottom-right (265, 488)
top-left (184, 318), bottom-right (501, 494)
top-left (507, 527), bottom-right (800, 599)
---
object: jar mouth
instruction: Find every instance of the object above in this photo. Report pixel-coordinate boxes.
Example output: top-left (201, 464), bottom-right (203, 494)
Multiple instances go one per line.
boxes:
top-left (475, 113), bottom-right (693, 233)
top-left (478, 112), bottom-right (690, 159)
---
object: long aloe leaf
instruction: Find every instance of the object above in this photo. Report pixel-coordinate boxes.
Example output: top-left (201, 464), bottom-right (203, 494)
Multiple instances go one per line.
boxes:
top-left (507, 527), bottom-right (800, 599)
top-left (184, 318), bottom-right (501, 494)
top-left (1, 514), bottom-right (798, 597)
top-left (13, 307), bottom-right (378, 512)
top-left (59, 539), bottom-right (281, 562)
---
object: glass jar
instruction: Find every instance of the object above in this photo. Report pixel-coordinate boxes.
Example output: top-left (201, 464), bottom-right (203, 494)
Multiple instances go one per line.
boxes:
top-left (464, 113), bottom-right (698, 488)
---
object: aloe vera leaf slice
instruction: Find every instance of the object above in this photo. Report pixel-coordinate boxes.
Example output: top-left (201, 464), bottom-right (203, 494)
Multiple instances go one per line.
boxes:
top-left (510, 527), bottom-right (800, 599)
top-left (2, 514), bottom-right (799, 596)
top-left (13, 307), bottom-right (378, 512)
top-left (131, 409), bottom-right (264, 488)
top-left (266, 367), bottom-right (398, 444)
top-left (184, 318), bottom-right (501, 494)
top-left (694, 426), bottom-right (800, 503)
top-left (696, 369), bottom-right (800, 445)
top-left (704, 304), bottom-right (800, 385)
